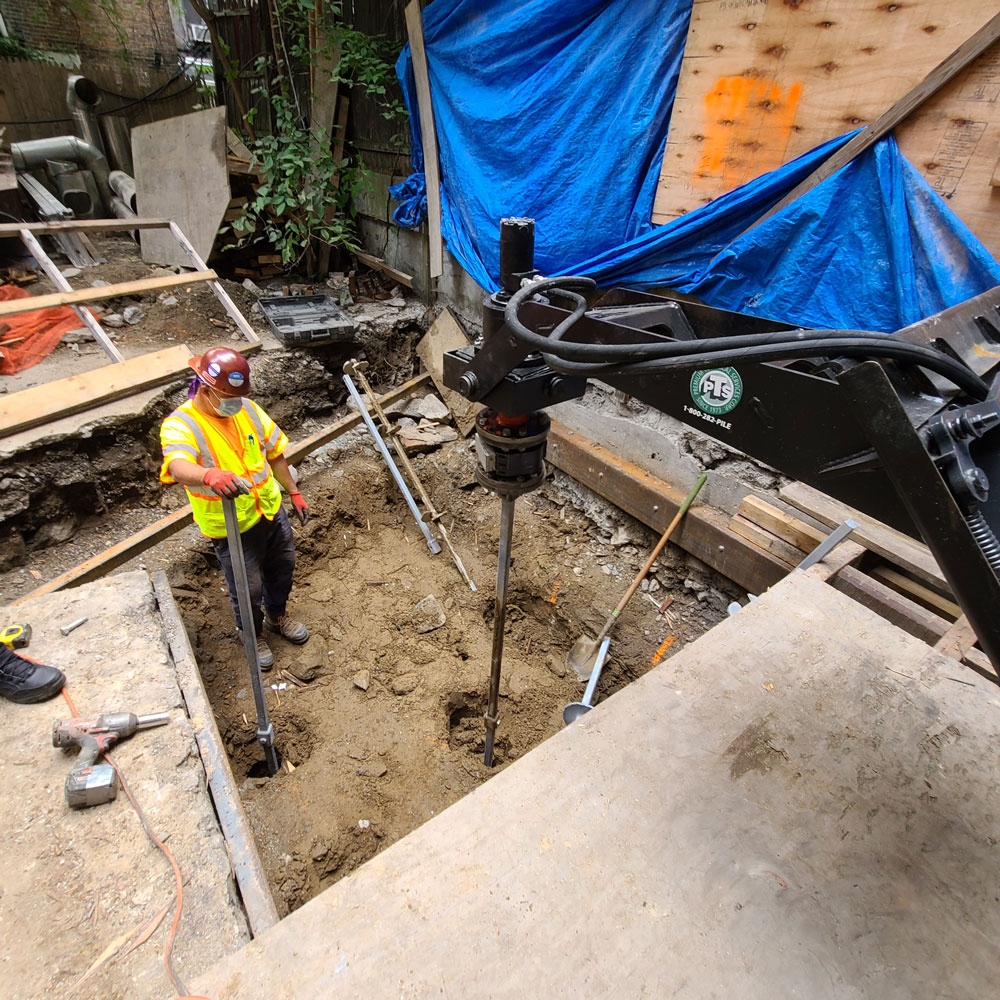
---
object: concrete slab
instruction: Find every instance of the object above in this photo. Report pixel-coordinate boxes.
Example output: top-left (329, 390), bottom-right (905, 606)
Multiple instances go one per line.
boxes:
top-left (195, 572), bottom-right (1000, 998)
top-left (0, 573), bottom-right (249, 999)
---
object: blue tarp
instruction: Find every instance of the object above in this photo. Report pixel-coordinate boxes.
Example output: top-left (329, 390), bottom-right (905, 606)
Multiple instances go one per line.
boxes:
top-left (392, 0), bottom-right (1000, 332)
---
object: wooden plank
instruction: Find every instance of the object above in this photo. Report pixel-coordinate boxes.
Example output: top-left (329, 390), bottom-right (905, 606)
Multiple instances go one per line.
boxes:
top-left (778, 481), bottom-right (948, 594)
top-left (752, 11), bottom-right (1000, 229)
top-left (13, 373), bottom-right (433, 601)
top-left (0, 271), bottom-right (217, 320)
top-left (652, 1), bottom-right (1000, 233)
top-left (894, 44), bottom-right (1000, 256)
top-left (935, 614), bottom-right (980, 662)
top-left (416, 309), bottom-right (480, 436)
top-left (737, 495), bottom-right (826, 552)
top-left (0, 218), bottom-right (170, 236)
top-left (134, 107), bottom-right (231, 267)
top-left (729, 515), bottom-right (800, 567)
top-left (10, 507), bottom-right (197, 603)
top-left (869, 564), bottom-right (962, 621)
top-left (355, 251), bottom-right (414, 289)
top-left (0, 343), bottom-right (193, 438)
top-left (405, 0), bottom-right (444, 279)
top-left (833, 565), bottom-right (950, 647)
top-left (547, 422), bottom-right (788, 596)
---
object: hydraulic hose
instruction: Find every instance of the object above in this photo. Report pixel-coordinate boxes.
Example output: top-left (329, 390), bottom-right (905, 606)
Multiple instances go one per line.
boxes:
top-left (504, 276), bottom-right (988, 400)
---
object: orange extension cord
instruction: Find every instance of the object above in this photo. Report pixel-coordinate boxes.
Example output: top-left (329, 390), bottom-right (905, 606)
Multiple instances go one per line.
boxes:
top-left (56, 681), bottom-right (213, 1000)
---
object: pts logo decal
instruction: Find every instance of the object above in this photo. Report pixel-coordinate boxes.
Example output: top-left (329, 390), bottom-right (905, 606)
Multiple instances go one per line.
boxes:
top-left (689, 368), bottom-right (743, 416)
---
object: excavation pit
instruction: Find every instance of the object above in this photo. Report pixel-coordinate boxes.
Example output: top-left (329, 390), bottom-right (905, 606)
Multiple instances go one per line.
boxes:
top-left (170, 437), bottom-right (736, 916)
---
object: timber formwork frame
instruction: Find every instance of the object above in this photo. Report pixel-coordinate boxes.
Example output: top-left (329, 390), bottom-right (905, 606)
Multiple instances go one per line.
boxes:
top-left (0, 217), bottom-right (261, 358)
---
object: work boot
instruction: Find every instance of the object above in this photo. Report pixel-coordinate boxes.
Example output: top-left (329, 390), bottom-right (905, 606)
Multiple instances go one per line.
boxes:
top-left (238, 630), bottom-right (274, 670)
top-left (264, 612), bottom-right (310, 645)
top-left (0, 646), bottom-right (66, 704)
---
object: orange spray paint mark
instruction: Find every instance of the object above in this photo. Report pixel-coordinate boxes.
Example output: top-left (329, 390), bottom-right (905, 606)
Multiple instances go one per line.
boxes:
top-left (548, 582), bottom-right (561, 604)
top-left (696, 76), bottom-right (803, 188)
top-left (651, 633), bottom-right (678, 666)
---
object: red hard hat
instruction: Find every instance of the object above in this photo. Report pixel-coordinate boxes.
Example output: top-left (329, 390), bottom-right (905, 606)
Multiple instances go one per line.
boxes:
top-left (188, 347), bottom-right (251, 397)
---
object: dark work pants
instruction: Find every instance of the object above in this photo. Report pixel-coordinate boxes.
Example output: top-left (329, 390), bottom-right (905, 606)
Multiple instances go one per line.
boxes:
top-left (212, 507), bottom-right (296, 635)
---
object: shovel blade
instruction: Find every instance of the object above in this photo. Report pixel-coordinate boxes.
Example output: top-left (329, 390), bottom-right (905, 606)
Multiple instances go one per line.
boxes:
top-left (566, 636), bottom-right (599, 679)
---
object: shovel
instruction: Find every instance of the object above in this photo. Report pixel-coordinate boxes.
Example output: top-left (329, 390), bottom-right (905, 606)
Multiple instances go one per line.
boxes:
top-left (567, 472), bottom-right (707, 677)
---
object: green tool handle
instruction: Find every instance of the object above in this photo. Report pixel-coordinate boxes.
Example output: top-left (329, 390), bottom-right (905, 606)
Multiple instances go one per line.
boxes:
top-left (595, 472), bottom-right (708, 643)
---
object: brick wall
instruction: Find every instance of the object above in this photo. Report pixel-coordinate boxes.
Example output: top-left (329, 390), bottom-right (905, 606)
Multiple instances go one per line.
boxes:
top-left (0, 0), bottom-right (179, 66)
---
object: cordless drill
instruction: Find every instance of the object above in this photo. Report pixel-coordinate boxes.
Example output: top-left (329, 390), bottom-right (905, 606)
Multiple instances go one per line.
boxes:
top-left (52, 711), bottom-right (171, 809)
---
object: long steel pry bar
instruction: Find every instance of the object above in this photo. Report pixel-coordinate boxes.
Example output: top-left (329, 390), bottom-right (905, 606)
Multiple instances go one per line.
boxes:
top-left (222, 497), bottom-right (280, 776)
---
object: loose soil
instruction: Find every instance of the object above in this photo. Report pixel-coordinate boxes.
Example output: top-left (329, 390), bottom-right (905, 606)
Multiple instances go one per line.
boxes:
top-left (167, 438), bottom-right (732, 916)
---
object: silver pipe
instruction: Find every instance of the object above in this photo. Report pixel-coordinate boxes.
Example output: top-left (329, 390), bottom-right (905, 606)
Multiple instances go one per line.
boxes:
top-left (342, 372), bottom-right (443, 555)
top-left (66, 75), bottom-right (105, 155)
top-left (109, 170), bottom-right (137, 212)
top-left (11, 136), bottom-right (113, 215)
top-left (484, 497), bottom-right (515, 767)
top-left (100, 116), bottom-right (133, 174)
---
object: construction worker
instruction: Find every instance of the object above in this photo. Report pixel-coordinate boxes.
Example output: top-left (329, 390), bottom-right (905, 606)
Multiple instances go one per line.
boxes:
top-left (159, 347), bottom-right (310, 668)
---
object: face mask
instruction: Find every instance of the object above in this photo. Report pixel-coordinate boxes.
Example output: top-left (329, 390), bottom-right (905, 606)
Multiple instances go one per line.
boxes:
top-left (215, 396), bottom-right (243, 417)
top-left (205, 386), bottom-right (243, 417)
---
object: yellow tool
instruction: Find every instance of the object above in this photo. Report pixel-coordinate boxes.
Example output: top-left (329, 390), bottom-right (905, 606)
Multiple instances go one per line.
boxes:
top-left (0, 623), bottom-right (31, 650)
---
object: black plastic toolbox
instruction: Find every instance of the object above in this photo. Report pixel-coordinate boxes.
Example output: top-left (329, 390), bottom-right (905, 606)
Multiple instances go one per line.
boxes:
top-left (258, 294), bottom-right (355, 345)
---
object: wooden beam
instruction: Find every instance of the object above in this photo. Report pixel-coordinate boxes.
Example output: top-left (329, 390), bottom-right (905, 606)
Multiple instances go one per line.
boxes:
top-left (11, 507), bottom-right (197, 604)
top-left (869, 564), bottom-right (962, 621)
top-left (404, 0), bottom-right (444, 279)
top-left (0, 344), bottom-right (194, 438)
top-left (18, 228), bottom-right (124, 363)
top-left (0, 218), bottom-right (171, 237)
top-left (0, 270), bottom-right (217, 320)
top-left (748, 12), bottom-right (1000, 229)
top-left (167, 222), bottom-right (259, 345)
top-left (729, 515), bottom-right (801, 567)
top-left (355, 251), bottom-right (414, 289)
top-left (737, 495), bottom-right (826, 553)
top-left (935, 615), bottom-right (980, 662)
top-left (12, 374), bottom-right (433, 601)
top-left (778, 481), bottom-right (948, 595)
top-left (547, 422), bottom-right (788, 596)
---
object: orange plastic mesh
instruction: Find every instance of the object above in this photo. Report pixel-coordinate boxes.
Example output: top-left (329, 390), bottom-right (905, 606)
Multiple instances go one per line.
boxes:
top-left (0, 284), bottom-right (98, 376)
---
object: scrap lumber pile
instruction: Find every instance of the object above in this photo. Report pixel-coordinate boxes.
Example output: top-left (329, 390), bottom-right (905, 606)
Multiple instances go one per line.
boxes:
top-left (728, 485), bottom-right (992, 676)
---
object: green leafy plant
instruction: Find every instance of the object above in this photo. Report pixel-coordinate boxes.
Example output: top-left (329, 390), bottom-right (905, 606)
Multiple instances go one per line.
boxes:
top-left (219, 0), bottom-right (406, 272)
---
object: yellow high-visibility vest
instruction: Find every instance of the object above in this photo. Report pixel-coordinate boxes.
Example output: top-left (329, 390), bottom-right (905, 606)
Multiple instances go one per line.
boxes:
top-left (159, 399), bottom-right (287, 538)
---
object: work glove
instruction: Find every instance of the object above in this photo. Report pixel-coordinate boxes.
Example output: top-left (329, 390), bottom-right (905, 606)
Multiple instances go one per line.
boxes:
top-left (289, 491), bottom-right (310, 525)
top-left (202, 468), bottom-right (250, 498)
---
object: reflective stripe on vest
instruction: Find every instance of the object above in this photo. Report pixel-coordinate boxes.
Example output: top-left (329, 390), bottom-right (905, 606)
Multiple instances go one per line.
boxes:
top-left (172, 411), bottom-right (216, 469)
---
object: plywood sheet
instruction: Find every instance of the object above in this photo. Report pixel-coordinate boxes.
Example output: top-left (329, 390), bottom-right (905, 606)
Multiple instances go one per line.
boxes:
top-left (652, 0), bottom-right (1000, 253)
top-left (133, 106), bottom-right (230, 267)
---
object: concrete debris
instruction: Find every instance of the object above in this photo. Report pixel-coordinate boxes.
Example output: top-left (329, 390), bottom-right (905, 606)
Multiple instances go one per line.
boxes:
top-left (60, 267), bottom-right (81, 278)
top-left (397, 423), bottom-right (459, 453)
top-left (357, 762), bottom-right (387, 778)
top-left (29, 515), bottom-right (76, 550)
top-left (390, 673), bottom-right (419, 695)
top-left (242, 278), bottom-right (262, 296)
top-left (102, 312), bottom-right (125, 328)
top-left (122, 305), bottom-right (144, 325)
top-left (89, 278), bottom-right (110, 288)
top-left (385, 297), bottom-right (406, 308)
top-left (353, 670), bottom-right (370, 691)
top-left (545, 654), bottom-right (568, 678)
top-left (403, 394), bottom-right (451, 423)
top-left (407, 595), bottom-right (446, 634)
top-left (158, 293), bottom-right (179, 306)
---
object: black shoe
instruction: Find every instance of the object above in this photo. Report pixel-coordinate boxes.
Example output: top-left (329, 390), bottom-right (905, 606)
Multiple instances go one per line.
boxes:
top-left (0, 646), bottom-right (66, 704)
